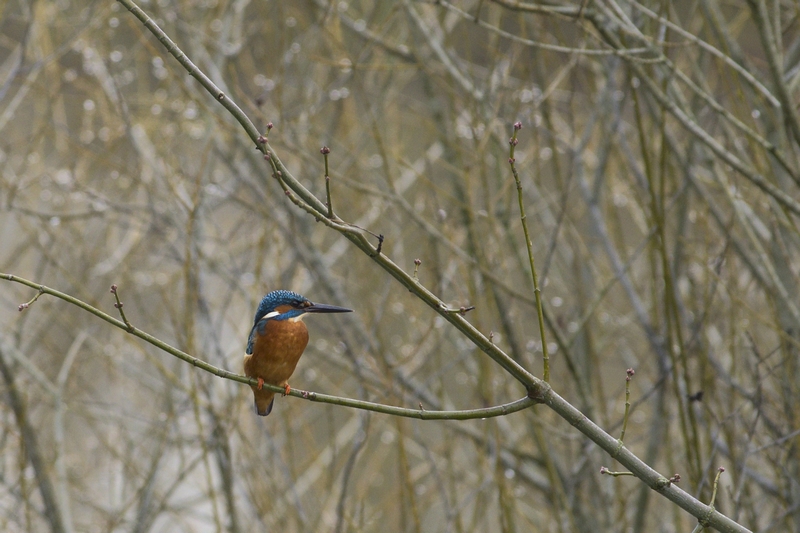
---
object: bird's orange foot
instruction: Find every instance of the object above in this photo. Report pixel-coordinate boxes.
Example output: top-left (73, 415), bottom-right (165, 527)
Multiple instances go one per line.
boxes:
top-left (257, 377), bottom-right (264, 390)
top-left (283, 383), bottom-right (291, 396)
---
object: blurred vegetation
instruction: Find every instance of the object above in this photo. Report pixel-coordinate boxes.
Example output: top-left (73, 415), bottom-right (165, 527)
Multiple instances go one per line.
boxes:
top-left (1, 0), bottom-right (799, 531)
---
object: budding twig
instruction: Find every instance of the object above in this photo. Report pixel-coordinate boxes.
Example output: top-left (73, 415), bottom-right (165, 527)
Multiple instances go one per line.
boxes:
top-left (110, 284), bottom-right (133, 331)
top-left (321, 146), bottom-right (333, 218)
top-left (18, 287), bottom-right (44, 312)
top-left (619, 368), bottom-right (635, 444)
top-left (508, 121), bottom-right (550, 382)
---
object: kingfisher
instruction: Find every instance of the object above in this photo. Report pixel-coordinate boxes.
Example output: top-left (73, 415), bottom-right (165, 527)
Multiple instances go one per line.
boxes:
top-left (244, 290), bottom-right (352, 416)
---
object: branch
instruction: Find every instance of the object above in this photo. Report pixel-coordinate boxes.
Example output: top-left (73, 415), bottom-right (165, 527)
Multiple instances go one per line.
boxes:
top-left (1, 273), bottom-right (534, 421)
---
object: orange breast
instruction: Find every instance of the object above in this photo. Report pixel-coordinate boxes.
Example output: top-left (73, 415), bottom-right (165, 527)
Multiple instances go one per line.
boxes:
top-left (244, 319), bottom-right (309, 386)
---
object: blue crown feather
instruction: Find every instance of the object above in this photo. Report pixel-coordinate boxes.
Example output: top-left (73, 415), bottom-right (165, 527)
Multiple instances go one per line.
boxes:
top-left (253, 290), bottom-right (309, 324)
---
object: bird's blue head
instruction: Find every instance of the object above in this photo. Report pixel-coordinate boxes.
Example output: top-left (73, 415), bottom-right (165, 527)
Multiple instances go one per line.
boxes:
top-left (247, 290), bottom-right (353, 354)
top-left (253, 290), bottom-right (313, 324)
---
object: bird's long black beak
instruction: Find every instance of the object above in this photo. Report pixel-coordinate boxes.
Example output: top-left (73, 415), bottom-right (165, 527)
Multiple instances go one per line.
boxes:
top-left (305, 302), bottom-right (353, 314)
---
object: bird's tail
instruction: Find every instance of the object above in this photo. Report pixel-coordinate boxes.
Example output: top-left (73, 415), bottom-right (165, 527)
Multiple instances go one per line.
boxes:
top-left (252, 388), bottom-right (275, 416)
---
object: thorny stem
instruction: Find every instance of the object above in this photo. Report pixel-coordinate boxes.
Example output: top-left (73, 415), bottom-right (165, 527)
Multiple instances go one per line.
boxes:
top-left (509, 122), bottom-right (550, 382)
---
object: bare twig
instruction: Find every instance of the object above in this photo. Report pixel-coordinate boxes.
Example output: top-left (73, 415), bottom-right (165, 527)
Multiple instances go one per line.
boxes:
top-left (508, 122), bottom-right (550, 382)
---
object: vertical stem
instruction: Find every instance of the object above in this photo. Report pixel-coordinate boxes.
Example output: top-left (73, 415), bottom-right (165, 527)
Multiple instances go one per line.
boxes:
top-left (508, 122), bottom-right (550, 382)
top-left (620, 368), bottom-right (635, 443)
top-left (321, 146), bottom-right (333, 218)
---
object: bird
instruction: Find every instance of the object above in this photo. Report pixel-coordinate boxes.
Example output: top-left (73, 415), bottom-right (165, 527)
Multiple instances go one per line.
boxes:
top-left (244, 290), bottom-right (352, 416)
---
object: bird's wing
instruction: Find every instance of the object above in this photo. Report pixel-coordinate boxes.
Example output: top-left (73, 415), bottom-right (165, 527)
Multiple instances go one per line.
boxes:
top-left (245, 321), bottom-right (260, 355)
